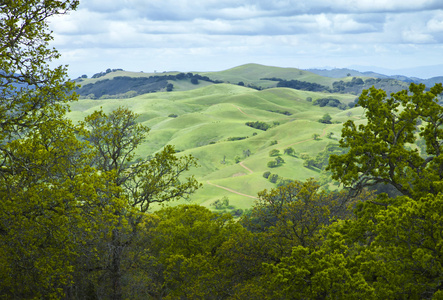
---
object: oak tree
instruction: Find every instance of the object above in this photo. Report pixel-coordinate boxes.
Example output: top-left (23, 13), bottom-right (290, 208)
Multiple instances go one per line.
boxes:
top-left (328, 83), bottom-right (443, 199)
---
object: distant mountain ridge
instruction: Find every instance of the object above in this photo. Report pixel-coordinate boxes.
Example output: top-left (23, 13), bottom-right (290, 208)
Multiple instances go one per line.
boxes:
top-left (304, 68), bottom-right (443, 86)
top-left (74, 63), bottom-right (443, 100)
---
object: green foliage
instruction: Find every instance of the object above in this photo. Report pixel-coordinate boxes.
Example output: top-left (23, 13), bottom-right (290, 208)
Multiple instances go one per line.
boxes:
top-left (267, 160), bottom-right (278, 168)
top-left (269, 149), bottom-right (280, 157)
top-left (267, 154), bottom-right (285, 168)
top-left (227, 136), bottom-right (248, 141)
top-left (277, 79), bottom-right (329, 92)
top-left (145, 205), bottom-right (240, 298)
top-left (82, 107), bottom-right (201, 212)
top-left (0, 1), bottom-right (87, 297)
top-left (328, 83), bottom-right (443, 199)
top-left (313, 97), bottom-right (342, 108)
top-left (270, 140), bottom-right (278, 146)
top-left (211, 196), bottom-right (231, 209)
top-left (168, 113), bottom-right (178, 118)
top-left (275, 156), bottom-right (285, 165)
top-left (318, 113), bottom-right (332, 124)
top-left (312, 133), bottom-right (320, 140)
top-left (267, 109), bottom-right (292, 115)
top-left (268, 173), bottom-right (279, 183)
top-left (283, 147), bottom-right (296, 156)
top-left (276, 178), bottom-right (294, 187)
top-left (263, 171), bottom-right (271, 178)
top-left (245, 121), bottom-right (271, 131)
top-left (265, 246), bottom-right (376, 299)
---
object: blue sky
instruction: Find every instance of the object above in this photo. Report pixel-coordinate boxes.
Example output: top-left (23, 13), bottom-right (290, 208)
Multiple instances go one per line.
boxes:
top-left (49, 0), bottom-right (443, 78)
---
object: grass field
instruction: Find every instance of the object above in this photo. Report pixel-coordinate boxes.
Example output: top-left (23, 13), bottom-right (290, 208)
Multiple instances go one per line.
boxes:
top-left (68, 64), bottom-right (366, 212)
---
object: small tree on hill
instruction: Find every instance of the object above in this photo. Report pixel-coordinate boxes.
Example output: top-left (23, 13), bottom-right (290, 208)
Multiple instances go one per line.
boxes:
top-left (269, 149), bottom-right (280, 157)
top-left (319, 113), bottom-right (332, 124)
top-left (269, 174), bottom-right (279, 183)
top-left (284, 147), bottom-right (295, 156)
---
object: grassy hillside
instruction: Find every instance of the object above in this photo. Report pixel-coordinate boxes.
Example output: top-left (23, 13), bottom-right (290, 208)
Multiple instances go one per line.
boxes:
top-left (68, 77), bottom-right (363, 213)
top-left (199, 63), bottom-right (338, 88)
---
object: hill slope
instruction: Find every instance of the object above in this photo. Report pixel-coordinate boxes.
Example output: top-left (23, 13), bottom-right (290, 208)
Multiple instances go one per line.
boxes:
top-left (68, 80), bottom-right (361, 212)
top-left (74, 63), bottom-right (412, 101)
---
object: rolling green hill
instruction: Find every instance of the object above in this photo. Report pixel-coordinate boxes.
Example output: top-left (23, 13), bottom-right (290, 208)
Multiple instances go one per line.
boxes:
top-left (68, 64), bottom-right (368, 213)
top-left (199, 63), bottom-right (337, 88)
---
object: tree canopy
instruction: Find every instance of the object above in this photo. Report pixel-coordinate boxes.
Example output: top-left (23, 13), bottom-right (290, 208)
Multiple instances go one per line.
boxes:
top-left (328, 83), bottom-right (443, 199)
top-left (3, 1), bottom-right (443, 298)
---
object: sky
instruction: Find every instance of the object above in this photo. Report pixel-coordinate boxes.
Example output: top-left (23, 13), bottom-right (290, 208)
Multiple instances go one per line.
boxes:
top-left (49, 0), bottom-right (443, 79)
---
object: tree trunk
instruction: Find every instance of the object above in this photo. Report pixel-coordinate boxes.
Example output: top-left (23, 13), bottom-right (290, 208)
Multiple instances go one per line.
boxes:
top-left (110, 229), bottom-right (123, 300)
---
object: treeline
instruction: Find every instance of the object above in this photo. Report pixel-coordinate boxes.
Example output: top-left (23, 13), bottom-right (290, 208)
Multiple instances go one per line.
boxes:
top-left (91, 68), bottom-right (124, 78)
top-left (262, 77), bottom-right (329, 92)
top-left (261, 76), bottom-right (409, 95)
top-left (76, 72), bottom-right (223, 99)
top-left (331, 77), bottom-right (409, 94)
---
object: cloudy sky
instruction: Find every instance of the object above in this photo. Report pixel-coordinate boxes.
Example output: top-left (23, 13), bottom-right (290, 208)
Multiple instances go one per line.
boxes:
top-left (49, 0), bottom-right (443, 78)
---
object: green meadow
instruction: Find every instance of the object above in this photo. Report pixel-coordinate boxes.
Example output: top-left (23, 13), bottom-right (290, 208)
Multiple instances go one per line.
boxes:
top-left (69, 65), bottom-right (366, 211)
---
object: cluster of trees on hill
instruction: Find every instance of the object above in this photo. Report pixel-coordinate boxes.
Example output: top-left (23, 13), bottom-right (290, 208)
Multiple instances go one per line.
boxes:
top-left (3, 2), bottom-right (443, 299)
top-left (91, 68), bottom-right (124, 78)
top-left (332, 77), bottom-right (409, 94)
top-left (262, 77), bottom-right (329, 92)
top-left (245, 120), bottom-right (271, 131)
top-left (76, 72), bottom-right (222, 98)
top-left (262, 76), bottom-right (410, 96)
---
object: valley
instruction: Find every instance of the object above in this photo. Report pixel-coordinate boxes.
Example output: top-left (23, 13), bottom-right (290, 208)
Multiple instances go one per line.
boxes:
top-left (69, 64), bottom-right (369, 212)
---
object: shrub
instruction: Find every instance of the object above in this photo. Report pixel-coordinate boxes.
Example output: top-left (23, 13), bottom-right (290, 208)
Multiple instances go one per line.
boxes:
top-left (231, 209), bottom-right (243, 217)
top-left (277, 179), bottom-right (294, 187)
top-left (267, 161), bottom-right (278, 168)
top-left (268, 174), bottom-right (279, 183)
top-left (269, 149), bottom-right (280, 157)
top-left (263, 171), bottom-right (271, 179)
top-left (168, 114), bottom-right (178, 118)
top-left (245, 121), bottom-right (270, 131)
top-left (227, 136), bottom-right (247, 141)
top-left (211, 196), bottom-right (230, 209)
top-left (318, 113), bottom-right (332, 124)
top-left (284, 147), bottom-right (295, 156)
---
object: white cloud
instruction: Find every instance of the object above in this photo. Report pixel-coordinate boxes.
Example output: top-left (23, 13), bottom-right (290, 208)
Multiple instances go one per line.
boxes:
top-left (47, 0), bottom-right (443, 78)
top-left (402, 30), bottom-right (435, 43)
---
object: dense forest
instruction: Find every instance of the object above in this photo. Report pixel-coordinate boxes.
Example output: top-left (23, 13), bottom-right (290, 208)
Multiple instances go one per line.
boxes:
top-left (2, 1), bottom-right (443, 299)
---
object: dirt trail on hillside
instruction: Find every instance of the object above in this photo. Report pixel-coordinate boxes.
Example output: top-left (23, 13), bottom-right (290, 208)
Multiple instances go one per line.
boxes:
top-left (231, 104), bottom-right (254, 118)
top-left (207, 124), bottom-right (337, 199)
top-left (239, 162), bottom-right (253, 174)
top-left (206, 181), bottom-right (258, 200)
